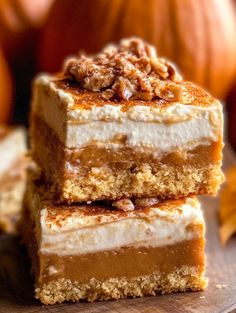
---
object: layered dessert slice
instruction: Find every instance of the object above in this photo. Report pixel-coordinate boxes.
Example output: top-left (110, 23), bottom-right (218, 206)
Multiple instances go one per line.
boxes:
top-left (31, 38), bottom-right (224, 202)
top-left (0, 125), bottom-right (27, 233)
top-left (22, 169), bottom-right (207, 305)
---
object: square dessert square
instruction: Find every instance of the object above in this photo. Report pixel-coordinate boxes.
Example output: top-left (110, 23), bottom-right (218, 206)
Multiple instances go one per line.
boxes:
top-left (30, 38), bottom-right (224, 202)
top-left (0, 125), bottom-right (27, 233)
top-left (21, 171), bottom-right (207, 305)
top-left (31, 76), bottom-right (223, 203)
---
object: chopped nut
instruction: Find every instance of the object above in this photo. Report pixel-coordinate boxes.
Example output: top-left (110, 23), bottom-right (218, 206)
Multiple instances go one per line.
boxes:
top-left (155, 82), bottom-right (182, 102)
top-left (47, 266), bottom-right (58, 275)
top-left (150, 59), bottom-right (169, 79)
top-left (166, 62), bottom-right (182, 82)
top-left (157, 58), bottom-right (182, 82)
top-left (101, 89), bottom-right (115, 100)
top-left (113, 77), bottom-right (135, 100)
top-left (112, 199), bottom-right (135, 211)
top-left (63, 37), bottom-right (183, 102)
top-left (133, 91), bottom-right (154, 101)
top-left (134, 198), bottom-right (160, 207)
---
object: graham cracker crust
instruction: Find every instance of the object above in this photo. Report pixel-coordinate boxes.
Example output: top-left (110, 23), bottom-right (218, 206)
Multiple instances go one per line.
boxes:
top-left (61, 162), bottom-right (224, 202)
top-left (36, 266), bottom-right (207, 305)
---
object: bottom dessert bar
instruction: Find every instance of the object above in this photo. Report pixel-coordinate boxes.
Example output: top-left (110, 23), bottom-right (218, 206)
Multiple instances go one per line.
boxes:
top-left (21, 175), bottom-right (207, 305)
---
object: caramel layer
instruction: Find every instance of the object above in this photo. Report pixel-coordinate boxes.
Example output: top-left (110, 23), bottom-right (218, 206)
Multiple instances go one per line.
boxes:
top-left (38, 238), bottom-right (205, 286)
top-left (68, 141), bottom-right (222, 170)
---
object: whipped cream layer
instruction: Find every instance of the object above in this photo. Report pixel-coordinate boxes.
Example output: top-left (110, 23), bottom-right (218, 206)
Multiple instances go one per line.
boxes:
top-left (36, 197), bottom-right (204, 256)
top-left (34, 74), bottom-right (223, 152)
top-left (0, 127), bottom-right (26, 175)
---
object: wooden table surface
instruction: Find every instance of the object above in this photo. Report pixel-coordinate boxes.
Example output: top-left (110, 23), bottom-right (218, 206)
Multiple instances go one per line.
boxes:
top-left (0, 146), bottom-right (236, 313)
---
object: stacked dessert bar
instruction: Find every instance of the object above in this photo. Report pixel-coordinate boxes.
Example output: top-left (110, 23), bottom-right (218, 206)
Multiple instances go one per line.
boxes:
top-left (22, 38), bottom-right (224, 305)
top-left (0, 125), bottom-right (27, 233)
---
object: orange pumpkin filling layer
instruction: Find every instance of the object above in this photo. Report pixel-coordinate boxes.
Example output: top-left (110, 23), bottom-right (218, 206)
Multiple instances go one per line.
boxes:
top-left (38, 239), bottom-right (205, 285)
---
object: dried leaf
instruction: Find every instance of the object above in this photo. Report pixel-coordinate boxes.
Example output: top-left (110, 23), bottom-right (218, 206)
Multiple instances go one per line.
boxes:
top-left (220, 212), bottom-right (236, 246)
top-left (219, 165), bottom-right (236, 244)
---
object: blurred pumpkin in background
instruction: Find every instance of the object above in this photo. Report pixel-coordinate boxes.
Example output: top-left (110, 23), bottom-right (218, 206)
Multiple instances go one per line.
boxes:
top-left (38, 0), bottom-right (236, 99)
top-left (0, 49), bottom-right (12, 122)
top-left (0, 0), bottom-right (54, 123)
top-left (0, 0), bottom-right (54, 59)
top-left (226, 0), bottom-right (236, 149)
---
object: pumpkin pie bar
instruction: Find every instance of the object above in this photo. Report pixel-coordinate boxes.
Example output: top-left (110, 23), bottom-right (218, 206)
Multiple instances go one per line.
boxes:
top-left (21, 169), bottom-right (207, 305)
top-left (30, 38), bottom-right (224, 202)
top-left (0, 125), bottom-right (27, 233)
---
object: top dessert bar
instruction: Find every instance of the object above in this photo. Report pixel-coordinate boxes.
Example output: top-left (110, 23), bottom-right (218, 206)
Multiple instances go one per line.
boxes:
top-left (31, 38), bottom-right (224, 202)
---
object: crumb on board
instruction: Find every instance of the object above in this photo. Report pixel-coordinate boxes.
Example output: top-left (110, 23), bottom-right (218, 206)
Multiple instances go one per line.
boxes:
top-left (215, 284), bottom-right (227, 289)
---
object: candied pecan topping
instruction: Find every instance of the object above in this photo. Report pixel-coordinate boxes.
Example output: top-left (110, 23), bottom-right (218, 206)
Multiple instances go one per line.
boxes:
top-left (63, 37), bottom-right (183, 101)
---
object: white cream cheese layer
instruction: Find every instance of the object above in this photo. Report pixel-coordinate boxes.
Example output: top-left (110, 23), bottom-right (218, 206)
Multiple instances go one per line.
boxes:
top-left (0, 128), bottom-right (26, 174)
top-left (38, 197), bottom-right (204, 256)
top-left (34, 74), bottom-right (223, 151)
top-left (66, 114), bottom-right (220, 151)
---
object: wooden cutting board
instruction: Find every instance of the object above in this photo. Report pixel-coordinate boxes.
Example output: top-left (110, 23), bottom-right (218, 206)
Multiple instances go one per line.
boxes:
top-left (0, 145), bottom-right (236, 313)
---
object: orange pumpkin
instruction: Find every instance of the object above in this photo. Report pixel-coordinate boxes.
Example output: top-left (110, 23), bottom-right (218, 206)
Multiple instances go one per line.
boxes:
top-left (38, 0), bottom-right (236, 99)
top-left (0, 0), bottom-right (54, 59)
top-left (0, 0), bottom-right (55, 123)
top-left (0, 49), bottom-right (12, 122)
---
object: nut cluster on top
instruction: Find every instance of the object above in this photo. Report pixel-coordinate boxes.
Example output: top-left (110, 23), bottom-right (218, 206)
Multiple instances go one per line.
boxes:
top-left (63, 37), bottom-right (183, 102)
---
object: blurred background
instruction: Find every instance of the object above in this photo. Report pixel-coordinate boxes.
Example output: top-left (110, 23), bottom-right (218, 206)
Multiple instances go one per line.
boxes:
top-left (0, 0), bottom-right (236, 146)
